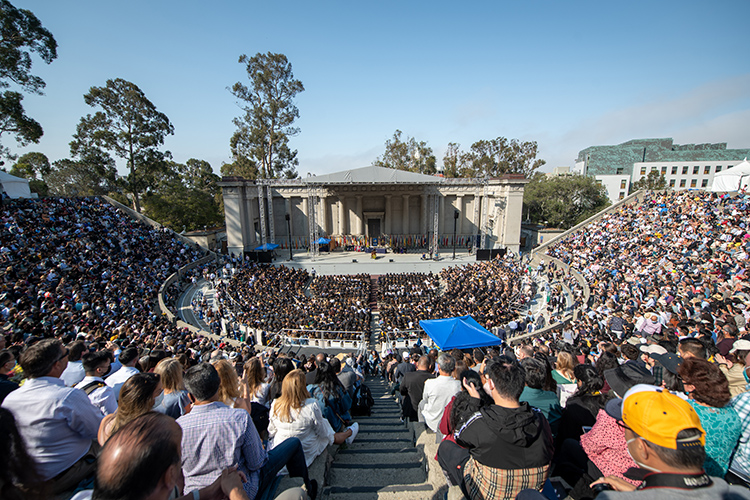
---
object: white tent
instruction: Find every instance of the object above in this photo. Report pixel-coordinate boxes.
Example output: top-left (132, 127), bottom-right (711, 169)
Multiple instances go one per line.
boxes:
top-left (711, 158), bottom-right (750, 192)
top-left (0, 170), bottom-right (31, 198)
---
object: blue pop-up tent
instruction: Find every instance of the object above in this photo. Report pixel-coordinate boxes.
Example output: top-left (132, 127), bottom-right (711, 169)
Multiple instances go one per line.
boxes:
top-left (314, 237), bottom-right (331, 244)
top-left (419, 316), bottom-right (501, 350)
top-left (254, 243), bottom-right (280, 251)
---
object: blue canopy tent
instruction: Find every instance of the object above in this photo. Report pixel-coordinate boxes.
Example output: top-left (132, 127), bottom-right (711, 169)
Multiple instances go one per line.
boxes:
top-left (254, 243), bottom-right (280, 251)
top-left (314, 237), bottom-right (331, 244)
top-left (419, 316), bottom-right (501, 350)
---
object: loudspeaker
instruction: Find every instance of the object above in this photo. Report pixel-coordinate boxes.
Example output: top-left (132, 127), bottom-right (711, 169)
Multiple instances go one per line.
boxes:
top-left (352, 259), bottom-right (358, 263)
top-left (389, 259), bottom-right (394, 262)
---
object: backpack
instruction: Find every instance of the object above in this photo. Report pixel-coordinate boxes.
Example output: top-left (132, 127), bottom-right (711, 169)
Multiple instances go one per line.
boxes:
top-left (350, 383), bottom-right (375, 417)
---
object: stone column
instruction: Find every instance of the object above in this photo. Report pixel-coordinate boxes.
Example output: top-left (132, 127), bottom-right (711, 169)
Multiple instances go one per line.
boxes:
top-left (321, 196), bottom-right (329, 234)
top-left (456, 195), bottom-right (464, 235)
top-left (420, 193), bottom-right (427, 235)
top-left (356, 195), bottom-right (363, 235)
top-left (384, 195), bottom-right (392, 234)
top-left (302, 197), bottom-right (309, 238)
top-left (402, 194), bottom-right (410, 234)
top-left (439, 194), bottom-right (445, 236)
top-left (338, 197), bottom-right (345, 235)
top-left (285, 198), bottom-right (293, 237)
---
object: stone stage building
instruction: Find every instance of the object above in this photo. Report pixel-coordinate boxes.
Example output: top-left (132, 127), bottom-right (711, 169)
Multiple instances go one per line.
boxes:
top-left (220, 166), bottom-right (528, 257)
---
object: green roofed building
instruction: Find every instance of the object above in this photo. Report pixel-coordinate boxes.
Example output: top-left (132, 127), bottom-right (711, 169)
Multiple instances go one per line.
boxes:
top-left (574, 138), bottom-right (750, 201)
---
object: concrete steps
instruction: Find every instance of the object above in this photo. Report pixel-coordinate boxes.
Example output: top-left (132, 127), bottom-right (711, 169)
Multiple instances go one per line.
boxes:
top-left (321, 377), bottom-right (441, 500)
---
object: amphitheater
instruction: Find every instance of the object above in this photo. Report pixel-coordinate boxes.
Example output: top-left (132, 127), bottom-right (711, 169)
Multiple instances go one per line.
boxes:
top-left (4, 185), bottom-right (749, 500)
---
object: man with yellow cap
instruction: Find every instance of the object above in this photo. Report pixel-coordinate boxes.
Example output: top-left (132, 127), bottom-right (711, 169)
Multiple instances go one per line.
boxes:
top-left (590, 384), bottom-right (750, 499)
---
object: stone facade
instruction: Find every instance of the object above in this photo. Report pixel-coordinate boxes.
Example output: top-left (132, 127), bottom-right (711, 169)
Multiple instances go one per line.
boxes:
top-left (219, 166), bottom-right (528, 257)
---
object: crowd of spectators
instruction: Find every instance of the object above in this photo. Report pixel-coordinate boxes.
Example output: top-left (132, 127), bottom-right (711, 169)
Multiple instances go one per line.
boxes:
top-left (0, 197), bottom-right (204, 345)
top-left (377, 259), bottom-right (535, 344)
top-left (219, 268), bottom-right (370, 340)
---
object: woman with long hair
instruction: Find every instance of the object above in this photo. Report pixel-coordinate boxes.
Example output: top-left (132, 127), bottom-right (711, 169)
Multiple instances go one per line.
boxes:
top-left (267, 357), bottom-right (295, 402)
top-left (557, 364), bottom-right (610, 444)
top-left (211, 359), bottom-right (241, 406)
top-left (269, 370), bottom-right (354, 466)
top-left (98, 373), bottom-right (162, 445)
top-left (679, 357), bottom-right (742, 477)
top-left (241, 356), bottom-right (270, 408)
top-left (552, 350), bottom-right (577, 384)
top-left (154, 358), bottom-right (190, 418)
top-left (307, 360), bottom-right (353, 432)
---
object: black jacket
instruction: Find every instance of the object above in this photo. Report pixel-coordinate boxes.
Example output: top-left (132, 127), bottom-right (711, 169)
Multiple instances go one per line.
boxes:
top-left (400, 370), bottom-right (435, 412)
top-left (455, 402), bottom-right (554, 469)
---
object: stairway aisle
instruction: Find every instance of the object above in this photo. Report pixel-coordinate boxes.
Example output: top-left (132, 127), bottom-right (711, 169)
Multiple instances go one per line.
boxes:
top-left (322, 377), bottom-right (434, 500)
top-left (368, 275), bottom-right (381, 350)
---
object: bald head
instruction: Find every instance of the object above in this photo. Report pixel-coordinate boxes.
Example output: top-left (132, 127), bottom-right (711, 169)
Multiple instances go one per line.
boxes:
top-left (417, 355), bottom-right (431, 370)
top-left (94, 412), bottom-right (182, 500)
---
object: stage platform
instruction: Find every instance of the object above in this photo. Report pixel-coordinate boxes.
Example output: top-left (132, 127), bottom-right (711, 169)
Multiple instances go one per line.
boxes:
top-left (274, 248), bottom-right (477, 275)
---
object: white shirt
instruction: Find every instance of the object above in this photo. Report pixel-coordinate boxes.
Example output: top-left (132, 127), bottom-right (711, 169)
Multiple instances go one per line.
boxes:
top-left (105, 365), bottom-right (139, 400)
top-left (268, 398), bottom-right (334, 467)
top-left (75, 376), bottom-right (118, 415)
top-left (60, 361), bottom-right (86, 387)
top-left (421, 375), bottom-right (461, 432)
top-left (1, 377), bottom-right (102, 480)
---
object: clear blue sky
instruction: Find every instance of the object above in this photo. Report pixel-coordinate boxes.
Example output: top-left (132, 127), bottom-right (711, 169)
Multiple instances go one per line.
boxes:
top-left (8, 0), bottom-right (750, 176)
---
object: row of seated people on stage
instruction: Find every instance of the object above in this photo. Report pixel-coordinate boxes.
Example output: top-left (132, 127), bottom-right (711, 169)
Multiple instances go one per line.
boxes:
top-left (376, 259), bottom-right (534, 338)
top-left (219, 266), bottom-right (371, 339)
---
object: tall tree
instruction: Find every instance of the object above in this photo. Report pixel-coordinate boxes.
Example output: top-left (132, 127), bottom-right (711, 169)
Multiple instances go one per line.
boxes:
top-left (143, 160), bottom-right (223, 232)
top-left (45, 158), bottom-right (118, 197)
top-left (9, 150), bottom-right (48, 194)
top-left (0, 0), bottom-right (57, 161)
top-left (464, 137), bottom-right (545, 178)
top-left (373, 129), bottom-right (437, 174)
top-left (229, 52), bottom-right (303, 179)
top-left (72, 78), bottom-right (174, 212)
top-left (220, 155), bottom-right (258, 180)
top-left (442, 142), bottom-right (470, 178)
top-left (631, 169), bottom-right (667, 192)
top-left (523, 173), bottom-right (610, 229)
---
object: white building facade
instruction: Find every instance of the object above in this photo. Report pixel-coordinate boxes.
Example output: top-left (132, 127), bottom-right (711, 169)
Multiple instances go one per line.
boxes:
top-left (220, 166), bottom-right (529, 257)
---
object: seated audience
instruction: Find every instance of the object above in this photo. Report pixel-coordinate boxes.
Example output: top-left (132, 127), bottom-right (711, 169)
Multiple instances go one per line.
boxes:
top-left (177, 362), bottom-right (317, 500)
top-left (269, 369), bottom-right (355, 467)
top-left (456, 355), bottom-right (554, 499)
top-left (421, 354), bottom-right (461, 433)
top-left (1, 338), bottom-right (102, 494)
top-left (98, 372), bottom-right (162, 445)
top-left (678, 357), bottom-right (742, 478)
top-left (154, 358), bottom-right (191, 418)
top-left (75, 350), bottom-right (117, 416)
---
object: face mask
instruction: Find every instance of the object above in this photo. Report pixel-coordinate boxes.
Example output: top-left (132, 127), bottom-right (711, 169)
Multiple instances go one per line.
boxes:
top-left (153, 391), bottom-right (164, 408)
top-left (626, 437), bottom-right (661, 473)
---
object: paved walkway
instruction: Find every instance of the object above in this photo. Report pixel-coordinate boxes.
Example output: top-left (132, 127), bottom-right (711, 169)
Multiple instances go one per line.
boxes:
top-left (277, 248), bottom-right (478, 275)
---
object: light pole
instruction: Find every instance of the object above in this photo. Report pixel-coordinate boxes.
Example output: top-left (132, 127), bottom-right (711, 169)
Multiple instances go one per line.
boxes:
top-left (285, 213), bottom-right (292, 261)
top-left (452, 210), bottom-right (459, 260)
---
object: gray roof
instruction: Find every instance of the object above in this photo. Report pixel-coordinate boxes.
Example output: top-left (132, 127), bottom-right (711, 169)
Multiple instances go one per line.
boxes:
top-left (305, 165), bottom-right (442, 184)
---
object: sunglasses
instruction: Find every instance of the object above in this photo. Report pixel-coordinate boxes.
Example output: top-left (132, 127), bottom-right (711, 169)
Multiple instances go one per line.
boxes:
top-left (55, 348), bottom-right (69, 363)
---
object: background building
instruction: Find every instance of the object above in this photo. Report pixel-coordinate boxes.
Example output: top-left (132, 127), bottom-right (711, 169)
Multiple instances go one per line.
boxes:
top-left (574, 138), bottom-right (750, 201)
top-left (220, 166), bottom-right (528, 257)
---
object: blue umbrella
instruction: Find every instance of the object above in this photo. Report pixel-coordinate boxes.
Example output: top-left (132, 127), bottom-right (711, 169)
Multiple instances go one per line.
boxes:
top-left (254, 243), bottom-right (280, 251)
top-left (419, 316), bottom-right (500, 350)
top-left (314, 237), bottom-right (331, 244)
